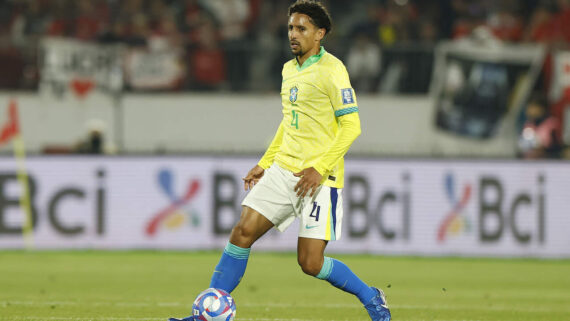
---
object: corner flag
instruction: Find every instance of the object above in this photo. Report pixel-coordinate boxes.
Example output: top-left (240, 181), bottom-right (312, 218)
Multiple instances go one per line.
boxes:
top-left (0, 100), bottom-right (34, 249)
top-left (0, 100), bottom-right (19, 143)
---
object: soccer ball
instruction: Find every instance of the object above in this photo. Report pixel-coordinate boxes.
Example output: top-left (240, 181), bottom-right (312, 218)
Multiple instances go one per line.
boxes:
top-left (192, 288), bottom-right (236, 321)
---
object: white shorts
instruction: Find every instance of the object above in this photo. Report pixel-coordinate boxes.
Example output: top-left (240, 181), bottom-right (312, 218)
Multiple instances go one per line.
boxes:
top-left (241, 164), bottom-right (343, 241)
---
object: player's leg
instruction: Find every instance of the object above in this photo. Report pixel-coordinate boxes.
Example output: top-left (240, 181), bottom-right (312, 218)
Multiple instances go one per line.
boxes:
top-left (297, 237), bottom-right (377, 304)
top-left (296, 237), bottom-right (327, 276)
top-left (230, 205), bottom-right (275, 248)
top-left (209, 206), bottom-right (273, 293)
top-left (296, 186), bottom-right (390, 321)
top-left (210, 164), bottom-right (295, 293)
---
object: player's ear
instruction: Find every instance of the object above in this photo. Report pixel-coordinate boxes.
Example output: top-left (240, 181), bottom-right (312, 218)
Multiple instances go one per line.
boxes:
top-left (317, 28), bottom-right (325, 41)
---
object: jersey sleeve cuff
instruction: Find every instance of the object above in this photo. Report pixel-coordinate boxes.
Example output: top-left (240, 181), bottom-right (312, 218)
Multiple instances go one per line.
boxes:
top-left (335, 106), bottom-right (359, 117)
top-left (313, 163), bottom-right (328, 176)
top-left (258, 160), bottom-right (272, 169)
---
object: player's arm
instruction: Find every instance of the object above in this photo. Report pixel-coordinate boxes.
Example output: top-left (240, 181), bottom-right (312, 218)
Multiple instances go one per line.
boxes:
top-left (294, 66), bottom-right (360, 197)
top-left (314, 64), bottom-right (361, 176)
top-left (313, 111), bottom-right (361, 175)
top-left (243, 119), bottom-right (285, 190)
top-left (258, 119), bottom-right (285, 169)
top-left (294, 116), bottom-right (360, 197)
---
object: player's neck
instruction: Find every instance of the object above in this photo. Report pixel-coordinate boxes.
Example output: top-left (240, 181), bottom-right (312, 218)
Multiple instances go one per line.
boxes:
top-left (297, 45), bottom-right (321, 67)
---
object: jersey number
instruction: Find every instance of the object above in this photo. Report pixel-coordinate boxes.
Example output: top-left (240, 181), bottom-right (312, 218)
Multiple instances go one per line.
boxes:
top-left (309, 202), bottom-right (320, 221)
top-left (291, 110), bottom-right (299, 129)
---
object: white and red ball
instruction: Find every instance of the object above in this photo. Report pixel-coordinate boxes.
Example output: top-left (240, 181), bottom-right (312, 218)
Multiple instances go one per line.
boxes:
top-left (192, 288), bottom-right (236, 321)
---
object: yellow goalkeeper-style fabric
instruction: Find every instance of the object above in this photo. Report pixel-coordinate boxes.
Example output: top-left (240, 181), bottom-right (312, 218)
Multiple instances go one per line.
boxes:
top-left (258, 46), bottom-right (360, 188)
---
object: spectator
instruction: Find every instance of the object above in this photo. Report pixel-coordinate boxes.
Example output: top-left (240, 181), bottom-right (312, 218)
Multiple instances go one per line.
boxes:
top-left (555, 0), bottom-right (570, 43)
top-left (73, 0), bottom-right (104, 41)
top-left (486, 2), bottom-right (524, 42)
top-left (189, 17), bottom-right (226, 91)
top-left (125, 13), bottom-right (149, 47)
top-left (147, 0), bottom-right (170, 29)
top-left (10, 0), bottom-right (49, 47)
top-left (98, 20), bottom-right (128, 44)
top-left (204, 0), bottom-right (253, 91)
top-left (450, 0), bottom-right (487, 40)
top-left (179, 0), bottom-right (216, 47)
top-left (117, 0), bottom-right (145, 23)
top-left (346, 32), bottom-right (381, 93)
top-left (75, 119), bottom-right (106, 155)
top-left (523, 3), bottom-right (556, 43)
top-left (149, 13), bottom-right (183, 52)
top-left (45, 0), bottom-right (70, 37)
top-left (518, 93), bottom-right (563, 159)
top-left (2, 0), bottom-right (570, 95)
top-left (417, 19), bottom-right (439, 44)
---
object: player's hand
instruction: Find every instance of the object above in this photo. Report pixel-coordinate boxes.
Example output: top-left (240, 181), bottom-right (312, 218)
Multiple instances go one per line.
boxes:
top-left (243, 165), bottom-right (265, 191)
top-left (293, 167), bottom-right (322, 198)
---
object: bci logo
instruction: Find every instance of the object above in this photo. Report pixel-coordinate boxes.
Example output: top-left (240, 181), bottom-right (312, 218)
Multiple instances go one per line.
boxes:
top-left (145, 168), bottom-right (201, 236)
top-left (333, 172), bottom-right (546, 244)
top-left (346, 173), bottom-right (411, 241)
top-left (438, 173), bottom-right (546, 244)
top-left (0, 170), bottom-right (106, 236)
top-left (477, 175), bottom-right (546, 244)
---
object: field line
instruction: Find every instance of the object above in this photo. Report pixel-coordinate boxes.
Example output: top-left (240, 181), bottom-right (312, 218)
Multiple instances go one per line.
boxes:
top-left (1, 300), bottom-right (567, 313)
top-left (0, 317), bottom-right (485, 321)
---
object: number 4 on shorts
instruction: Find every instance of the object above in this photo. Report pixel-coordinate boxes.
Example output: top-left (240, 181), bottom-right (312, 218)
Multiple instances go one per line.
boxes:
top-left (309, 202), bottom-right (320, 221)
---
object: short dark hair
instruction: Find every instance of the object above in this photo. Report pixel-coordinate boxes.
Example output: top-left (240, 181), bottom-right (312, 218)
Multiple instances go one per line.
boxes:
top-left (528, 92), bottom-right (548, 110)
top-left (288, 0), bottom-right (332, 35)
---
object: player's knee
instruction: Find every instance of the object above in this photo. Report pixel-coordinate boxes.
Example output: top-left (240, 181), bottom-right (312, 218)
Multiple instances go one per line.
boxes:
top-left (297, 256), bottom-right (322, 276)
top-left (230, 221), bottom-right (256, 247)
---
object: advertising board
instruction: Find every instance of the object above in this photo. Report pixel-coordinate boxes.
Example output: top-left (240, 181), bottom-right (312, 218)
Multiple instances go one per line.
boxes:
top-left (0, 157), bottom-right (568, 257)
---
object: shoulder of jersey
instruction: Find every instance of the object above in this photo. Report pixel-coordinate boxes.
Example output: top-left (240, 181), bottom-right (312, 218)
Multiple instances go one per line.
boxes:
top-left (320, 52), bottom-right (347, 72)
top-left (283, 58), bottom-right (296, 69)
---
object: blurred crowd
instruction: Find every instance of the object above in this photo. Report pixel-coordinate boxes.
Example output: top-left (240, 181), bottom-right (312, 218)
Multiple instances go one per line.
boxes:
top-left (1, 0), bottom-right (570, 92)
top-left (0, 0), bottom-right (570, 157)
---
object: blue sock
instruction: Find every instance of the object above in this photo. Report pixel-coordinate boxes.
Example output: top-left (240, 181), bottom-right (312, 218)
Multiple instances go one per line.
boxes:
top-left (316, 257), bottom-right (377, 305)
top-left (209, 242), bottom-right (250, 293)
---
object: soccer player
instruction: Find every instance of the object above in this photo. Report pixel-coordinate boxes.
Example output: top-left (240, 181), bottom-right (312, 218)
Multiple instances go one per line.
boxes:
top-left (170, 1), bottom-right (390, 320)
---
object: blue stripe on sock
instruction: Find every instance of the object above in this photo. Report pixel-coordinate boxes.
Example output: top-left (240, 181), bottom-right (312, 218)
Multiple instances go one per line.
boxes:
top-left (316, 256), bottom-right (333, 280)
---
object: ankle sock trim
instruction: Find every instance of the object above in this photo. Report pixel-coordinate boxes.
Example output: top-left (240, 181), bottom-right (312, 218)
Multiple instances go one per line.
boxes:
top-left (316, 256), bottom-right (333, 280)
top-left (224, 242), bottom-right (250, 259)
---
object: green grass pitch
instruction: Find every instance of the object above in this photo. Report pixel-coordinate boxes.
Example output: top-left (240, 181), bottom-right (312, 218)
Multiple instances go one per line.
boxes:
top-left (0, 251), bottom-right (569, 321)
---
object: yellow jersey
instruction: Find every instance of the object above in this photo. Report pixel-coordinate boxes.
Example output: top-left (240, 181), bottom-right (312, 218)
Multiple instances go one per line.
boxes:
top-left (258, 46), bottom-right (361, 188)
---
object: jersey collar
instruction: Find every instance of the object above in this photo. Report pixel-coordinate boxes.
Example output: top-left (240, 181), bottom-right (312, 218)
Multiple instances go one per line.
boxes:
top-left (295, 46), bottom-right (325, 71)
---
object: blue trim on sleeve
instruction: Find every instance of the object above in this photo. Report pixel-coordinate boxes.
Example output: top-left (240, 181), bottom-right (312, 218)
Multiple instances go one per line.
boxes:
top-left (335, 106), bottom-right (359, 117)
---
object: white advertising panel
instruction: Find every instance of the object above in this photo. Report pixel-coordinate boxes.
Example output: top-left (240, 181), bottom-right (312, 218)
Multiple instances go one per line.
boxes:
top-left (0, 157), bottom-right (568, 258)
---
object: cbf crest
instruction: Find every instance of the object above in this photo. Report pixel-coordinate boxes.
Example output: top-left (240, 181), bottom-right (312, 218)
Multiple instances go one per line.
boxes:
top-left (289, 86), bottom-right (298, 103)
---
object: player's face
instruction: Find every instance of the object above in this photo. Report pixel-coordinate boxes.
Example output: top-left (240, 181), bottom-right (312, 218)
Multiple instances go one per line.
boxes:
top-left (288, 13), bottom-right (324, 58)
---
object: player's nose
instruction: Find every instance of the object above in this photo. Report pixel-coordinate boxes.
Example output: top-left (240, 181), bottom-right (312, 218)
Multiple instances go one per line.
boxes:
top-left (289, 30), bottom-right (299, 39)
